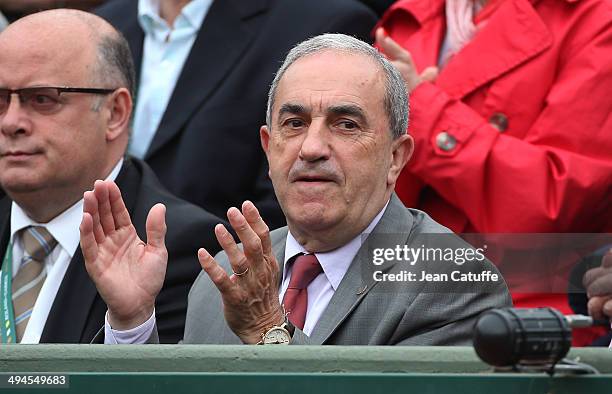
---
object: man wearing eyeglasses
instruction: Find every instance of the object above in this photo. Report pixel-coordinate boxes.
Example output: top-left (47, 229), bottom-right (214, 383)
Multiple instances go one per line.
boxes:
top-left (0, 9), bottom-right (221, 344)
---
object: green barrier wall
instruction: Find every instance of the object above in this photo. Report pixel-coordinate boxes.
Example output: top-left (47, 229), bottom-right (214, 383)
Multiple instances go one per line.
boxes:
top-left (0, 345), bottom-right (610, 393)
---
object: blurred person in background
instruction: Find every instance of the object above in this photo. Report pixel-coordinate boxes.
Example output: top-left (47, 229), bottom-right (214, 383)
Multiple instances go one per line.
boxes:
top-left (569, 247), bottom-right (612, 346)
top-left (374, 0), bottom-right (612, 345)
top-left (358, 0), bottom-right (395, 16)
top-left (0, 0), bottom-right (106, 21)
top-left (95, 0), bottom-right (377, 230)
top-left (583, 249), bottom-right (612, 348)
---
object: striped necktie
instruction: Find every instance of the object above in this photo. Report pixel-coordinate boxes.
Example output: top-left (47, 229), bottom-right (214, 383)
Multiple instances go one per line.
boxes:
top-left (12, 226), bottom-right (57, 342)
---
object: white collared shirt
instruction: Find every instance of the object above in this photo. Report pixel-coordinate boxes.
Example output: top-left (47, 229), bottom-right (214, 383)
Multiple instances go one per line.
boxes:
top-left (105, 200), bottom-right (390, 343)
top-left (7, 159), bottom-right (123, 343)
top-left (129, 0), bottom-right (212, 159)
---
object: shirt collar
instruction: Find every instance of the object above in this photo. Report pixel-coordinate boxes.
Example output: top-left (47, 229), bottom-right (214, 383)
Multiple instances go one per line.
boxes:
top-left (284, 200), bottom-right (390, 290)
top-left (10, 159), bottom-right (124, 259)
top-left (138, 0), bottom-right (162, 35)
top-left (380, 0), bottom-right (445, 26)
top-left (138, 0), bottom-right (210, 34)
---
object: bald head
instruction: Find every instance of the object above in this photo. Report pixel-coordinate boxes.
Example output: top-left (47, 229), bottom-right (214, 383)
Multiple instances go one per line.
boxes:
top-left (0, 9), bottom-right (135, 98)
top-left (4, 8), bottom-right (116, 37)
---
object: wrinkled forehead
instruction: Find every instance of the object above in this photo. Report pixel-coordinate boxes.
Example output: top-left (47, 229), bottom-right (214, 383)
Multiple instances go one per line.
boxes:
top-left (0, 19), bottom-right (97, 86)
top-left (274, 51), bottom-right (386, 119)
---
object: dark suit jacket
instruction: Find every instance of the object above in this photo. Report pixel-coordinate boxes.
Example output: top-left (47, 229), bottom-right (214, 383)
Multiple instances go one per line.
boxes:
top-left (95, 0), bottom-right (377, 229)
top-left (0, 158), bottom-right (222, 343)
top-left (357, 0), bottom-right (395, 16)
top-left (183, 194), bottom-right (512, 345)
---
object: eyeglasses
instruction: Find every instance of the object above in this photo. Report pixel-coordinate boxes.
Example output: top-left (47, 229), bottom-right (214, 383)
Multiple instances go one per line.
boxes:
top-left (0, 86), bottom-right (117, 115)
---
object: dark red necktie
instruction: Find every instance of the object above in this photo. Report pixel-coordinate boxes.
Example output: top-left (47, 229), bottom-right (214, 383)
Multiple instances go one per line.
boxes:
top-left (282, 254), bottom-right (323, 330)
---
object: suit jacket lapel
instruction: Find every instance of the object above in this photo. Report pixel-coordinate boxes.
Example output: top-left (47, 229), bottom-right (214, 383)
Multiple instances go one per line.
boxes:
top-left (39, 248), bottom-right (99, 343)
top-left (124, 20), bottom-right (145, 86)
top-left (272, 227), bottom-right (288, 288)
top-left (437, 0), bottom-right (552, 99)
top-left (97, 0), bottom-right (144, 87)
top-left (0, 198), bottom-right (10, 264)
top-left (308, 194), bottom-right (413, 344)
top-left (146, 0), bottom-right (270, 159)
top-left (113, 159), bottom-right (141, 229)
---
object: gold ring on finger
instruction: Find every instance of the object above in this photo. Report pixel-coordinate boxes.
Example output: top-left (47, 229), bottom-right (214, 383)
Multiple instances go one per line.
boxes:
top-left (233, 267), bottom-right (249, 277)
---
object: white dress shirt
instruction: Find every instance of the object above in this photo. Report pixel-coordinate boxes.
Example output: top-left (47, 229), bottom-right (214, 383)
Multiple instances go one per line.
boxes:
top-left (7, 159), bottom-right (123, 344)
top-left (129, 0), bottom-right (212, 159)
top-left (106, 200), bottom-right (390, 343)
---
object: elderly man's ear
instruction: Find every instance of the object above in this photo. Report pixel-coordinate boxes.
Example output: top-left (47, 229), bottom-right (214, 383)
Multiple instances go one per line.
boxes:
top-left (104, 87), bottom-right (132, 141)
top-left (260, 125), bottom-right (271, 155)
top-left (388, 133), bottom-right (414, 187)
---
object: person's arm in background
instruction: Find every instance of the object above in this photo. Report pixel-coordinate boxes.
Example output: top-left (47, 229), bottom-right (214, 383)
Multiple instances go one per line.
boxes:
top-left (583, 249), bottom-right (612, 347)
top-left (584, 250), bottom-right (612, 322)
top-left (376, 7), bottom-right (612, 232)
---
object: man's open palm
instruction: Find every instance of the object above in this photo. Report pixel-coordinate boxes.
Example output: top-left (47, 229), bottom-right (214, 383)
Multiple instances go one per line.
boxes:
top-left (80, 180), bottom-right (168, 330)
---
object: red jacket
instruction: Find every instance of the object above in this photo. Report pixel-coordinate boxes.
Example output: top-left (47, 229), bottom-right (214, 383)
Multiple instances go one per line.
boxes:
top-left (379, 0), bottom-right (612, 343)
top-left (380, 0), bottom-right (612, 233)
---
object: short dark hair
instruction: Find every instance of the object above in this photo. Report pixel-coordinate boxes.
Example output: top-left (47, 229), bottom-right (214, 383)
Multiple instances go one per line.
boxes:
top-left (95, 32), bottom-right (135, 98)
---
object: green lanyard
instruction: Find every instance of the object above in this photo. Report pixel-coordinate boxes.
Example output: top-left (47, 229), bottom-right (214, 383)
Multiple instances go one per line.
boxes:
top-left (0, 242), bottom-right (16, 343)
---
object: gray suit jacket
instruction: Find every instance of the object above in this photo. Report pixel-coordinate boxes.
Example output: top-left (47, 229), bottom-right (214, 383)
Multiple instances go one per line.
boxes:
top-left (182, 194), bottom-right (511, 345)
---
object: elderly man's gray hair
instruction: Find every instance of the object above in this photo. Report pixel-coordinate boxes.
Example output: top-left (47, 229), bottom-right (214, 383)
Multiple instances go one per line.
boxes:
top-left (266, 33), bottom-right (409, 139)
top-left (95, 33), bottom-right (136, 99)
